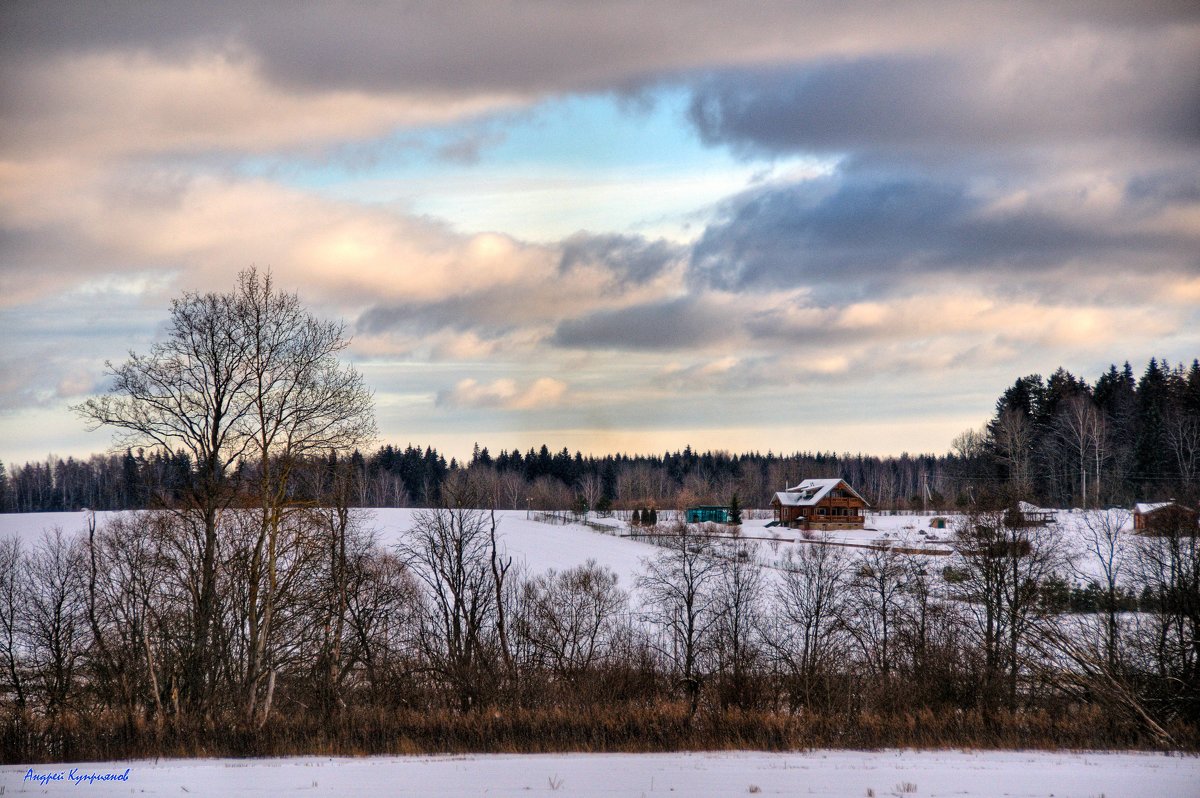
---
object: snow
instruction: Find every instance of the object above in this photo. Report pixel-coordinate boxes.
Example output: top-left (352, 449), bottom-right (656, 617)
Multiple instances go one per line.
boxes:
top-left (373, 509), bottom-right (662, 594)
top-left (0, 510), bottom-right (661, 595)
top-left (4, 750), bottom-right (1196, 796)
top-left (0, 506), bottom-right (1152, 590)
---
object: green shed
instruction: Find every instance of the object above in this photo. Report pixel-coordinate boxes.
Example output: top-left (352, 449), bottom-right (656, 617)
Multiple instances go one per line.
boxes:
top-left (686, 506), bottom-right (730, 524)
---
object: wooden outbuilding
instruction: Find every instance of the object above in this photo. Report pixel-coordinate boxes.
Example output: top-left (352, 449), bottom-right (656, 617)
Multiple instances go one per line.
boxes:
top-left (771, 478), bottom-right (869, 530)
top-left (1133, 502), bottom-right (1199, 535)
top-left (1005, 501), bottom-right (1057, 527)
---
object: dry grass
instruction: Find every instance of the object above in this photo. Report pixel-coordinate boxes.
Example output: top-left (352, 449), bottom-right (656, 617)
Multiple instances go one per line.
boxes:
top-left (3, 699), bottom-right (1194, 763)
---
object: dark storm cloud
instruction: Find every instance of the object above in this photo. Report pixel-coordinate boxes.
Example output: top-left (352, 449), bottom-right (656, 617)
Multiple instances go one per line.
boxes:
top-left (688, 173), bottom-right (1183, 296)
top-left (559, 233), bottom-right (683, 287)
top-left (1124, 169), bottom-right (1200, 207)
top-left (356, 294), bottom-right (519, 337)
top-left (687, 49), bottom-right (1200, 157)
top-left (551, 297), bottom-right (727, 351)
top-left (5, 2), bottom-right (1197, 100)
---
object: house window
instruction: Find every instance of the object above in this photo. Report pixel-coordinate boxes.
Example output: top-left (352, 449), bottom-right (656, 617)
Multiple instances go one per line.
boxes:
top-left (818, 507), bottom-right (827, 515)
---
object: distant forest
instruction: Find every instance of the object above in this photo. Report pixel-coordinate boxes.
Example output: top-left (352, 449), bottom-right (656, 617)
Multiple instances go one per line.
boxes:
top-left (2, 357), bottom-right (1198, 513)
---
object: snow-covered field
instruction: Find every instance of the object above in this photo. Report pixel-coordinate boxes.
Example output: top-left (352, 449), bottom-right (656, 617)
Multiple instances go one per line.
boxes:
top-left (5, 750), bottom-right (1199, 797)
top-left (0, 506), bottom-right (1141, 595)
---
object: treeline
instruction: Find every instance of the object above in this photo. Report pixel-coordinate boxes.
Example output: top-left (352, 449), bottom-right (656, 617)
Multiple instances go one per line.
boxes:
top-left (0, 445), bottom-right (967, 514)
top-left (2, 474), bottom-right (1197, 761)
top-left (2, 357), bottom-right (1197, 515)
top-left (966, 357), bottom-right (1200, 509)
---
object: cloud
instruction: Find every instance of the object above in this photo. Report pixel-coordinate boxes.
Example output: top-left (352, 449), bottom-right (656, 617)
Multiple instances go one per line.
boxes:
top-left (688, 169), bottom-right (1199, 297)
top-left (686, 33), bottom-right (1200, 158)
top-left (559, 232), bottom-right (684, 287)
top-left (5, 3), bottom-right (1195, 169)
top-left (0, 166), bottom-right (569, 312)
top-left (551, 297), bottom-right (730, 351)
top-left (1, 3), bottom-right (1137, 98)
top-left (437, 377), bottom-right (567, 410)
top-left (3, 1), bottom-right (1199, 464)
top-left (0, 51), bottom-right (522, 163)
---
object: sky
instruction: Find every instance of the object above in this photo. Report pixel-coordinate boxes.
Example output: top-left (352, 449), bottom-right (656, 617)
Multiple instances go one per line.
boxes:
top-left (1, 1), bottom-right (1198, 466)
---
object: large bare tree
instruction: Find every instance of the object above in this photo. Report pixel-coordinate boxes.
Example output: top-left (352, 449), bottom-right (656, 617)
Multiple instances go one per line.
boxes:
top-left (75, 269), bottom-right (375, 720)
top-left (76, 288), bottom-right (253, 712)
top-left (234, 269), bottom-right (376, 726)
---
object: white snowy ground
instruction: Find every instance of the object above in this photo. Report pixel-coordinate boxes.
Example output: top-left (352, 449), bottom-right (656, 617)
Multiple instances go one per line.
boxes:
top-left (4, 750), bottom-right (1197, 797)
top-left (0, 506), bottom-right (1145, 596)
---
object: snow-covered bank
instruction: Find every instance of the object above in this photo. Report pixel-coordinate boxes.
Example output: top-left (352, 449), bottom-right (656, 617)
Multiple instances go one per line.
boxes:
top-left (4, 749), bottom-right (1196, 797)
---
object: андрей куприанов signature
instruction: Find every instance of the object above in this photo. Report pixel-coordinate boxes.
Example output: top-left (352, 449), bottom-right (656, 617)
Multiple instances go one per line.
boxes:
top-left (23, 767), bottom-right (132, 786)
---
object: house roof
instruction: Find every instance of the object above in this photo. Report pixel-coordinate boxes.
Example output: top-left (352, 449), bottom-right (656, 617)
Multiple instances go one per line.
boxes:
top-left (1134, 502), bottom-right (1176, 515)
top-left (773, 478), bottom-right (869, 507)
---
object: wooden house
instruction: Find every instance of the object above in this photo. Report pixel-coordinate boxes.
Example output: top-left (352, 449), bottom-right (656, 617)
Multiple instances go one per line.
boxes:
top-left (771, 478), bottom-right (869, 530)
top-left (1133, 502), bottom-right (1199, 535)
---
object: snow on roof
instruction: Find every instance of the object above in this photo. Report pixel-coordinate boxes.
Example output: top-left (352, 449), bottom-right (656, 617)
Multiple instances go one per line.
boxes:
top-left (1134, 502), bottom-right (1175, 514)
top-left (774, 478), bottom-right (869, 507)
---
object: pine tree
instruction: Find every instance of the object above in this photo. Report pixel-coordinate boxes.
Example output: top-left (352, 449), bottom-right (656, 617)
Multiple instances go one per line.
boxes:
top-left (728, 492), bottom-right (743, 526)
top-left (1135, 357), bottom-right (1170, 494)
top-left (632, 508), bottom-right (642, 526)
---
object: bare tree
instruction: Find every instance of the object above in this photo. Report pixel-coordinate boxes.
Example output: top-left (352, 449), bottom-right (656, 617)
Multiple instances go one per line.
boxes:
top-left (1130, 507), bottom-right (1200, 725)
top-left (712, 542), bottom-right (764, 708)
top-left (517, 560), bottom-right (627, 678)
top-left (993, 408), bottom-right (1034, 496)
top-left (765, 543), bottom-right (848, 711)
top-left (499, 471), bottom-right (527, 511)
top-left (76, 269), bottom-right (375, 724)
top-left (1076, 509), bottom-right (1133, 668)
top-left (637, 524), bottom-right (722, 713)
top-left (75, 288), bottom-right (253, 712)
top-left (343, 547), bottom-right (421, 706)
top-left (1057, 395), bottom-right (1104, 507)
top-left (578, 472), bottom-right (603, 513)
top-left (0, 537), bottom-right (27, 709)
top-left (234, 268), bottom-right (376, 727)
top-left (954, 509), bottom-right (1065, 709)
top-left (1164, 410), bottom-right (1200, 489)
top-left (85, 513), bottom-right (173, 729)
top-left (25, 529), bottom-right (88, 715)
top-left (846, 546), bottom-right (907, 678)
top-left (397, 486), bottom-right (506, 710)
